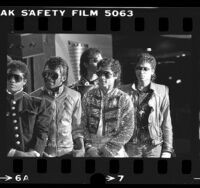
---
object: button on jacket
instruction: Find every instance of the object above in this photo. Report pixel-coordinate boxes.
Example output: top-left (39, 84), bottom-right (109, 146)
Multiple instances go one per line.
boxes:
top-left (82, 87), bottom-right (135, 157)
top-left (121, 82), bottom-right (173, 153)
top-left (6, 91), bottom-right (52, 156)
top-left (31, 86), bottom-right (83, 157)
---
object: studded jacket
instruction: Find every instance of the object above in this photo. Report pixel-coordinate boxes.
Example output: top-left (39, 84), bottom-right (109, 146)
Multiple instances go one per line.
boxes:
top-left (6, 91), bottom-right (52, 156)
top-left (82, 87), bottom-right (135, 157)
top-left (121, 82), bottom-right (174, 153)
top-left (31, 86), bottom-right (83, 157)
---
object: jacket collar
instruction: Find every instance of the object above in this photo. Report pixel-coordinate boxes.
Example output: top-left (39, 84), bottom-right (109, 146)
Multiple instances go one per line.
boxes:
top-left (131, 82), bottom-right (159, 96)
top-left (42, 85), bottom-right (64, 98)
top-left (98, 87), bottom-right (118, 97)
top-left (6, 89), bottom-right (24, 101)
top-left (6, 90), bottom-right (34, 113)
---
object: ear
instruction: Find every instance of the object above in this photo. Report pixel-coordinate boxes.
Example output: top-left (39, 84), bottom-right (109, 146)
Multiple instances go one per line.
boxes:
top-left (23, 79), bottom-right (27, 86)
top-left (114, 72), bottom-right (118, 78)
top-left (151, 69), bottom-right (155, 75)
top-left (62, 75), bottom-right (66, 82)
top-left (113, 75), bottom-right (118, 81)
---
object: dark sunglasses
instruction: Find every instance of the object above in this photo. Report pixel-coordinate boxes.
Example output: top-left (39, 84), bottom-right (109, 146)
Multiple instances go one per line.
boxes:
top-left (42, 71), bottom-right (59, 80)
top-left (136, 66), bottom-right (150, 71)
top-left (89, 58), bottom-right (99, 64)
top-left (97, 71), bottom-right (113, 79)
top-left (7, 73), bottom-right (23, 82)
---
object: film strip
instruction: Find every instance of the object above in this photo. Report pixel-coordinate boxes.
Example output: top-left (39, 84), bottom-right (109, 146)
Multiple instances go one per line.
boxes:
top-left (0, 6), bottom-right (200, 184)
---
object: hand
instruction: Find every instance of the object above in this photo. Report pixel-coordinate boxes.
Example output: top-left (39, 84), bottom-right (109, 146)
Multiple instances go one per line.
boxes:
top-left (14, 150), bottom-right (40, 157)
top-left (72, 148), bottom-right (85, 157)
top-left (161, 152), bottom-right (171, 158)
top-left (43, 152), bottom-right (55, 157)
top-left (27, 150), bottom-right (40, 157)
top-left (87, 147), bottom-right (100, 157)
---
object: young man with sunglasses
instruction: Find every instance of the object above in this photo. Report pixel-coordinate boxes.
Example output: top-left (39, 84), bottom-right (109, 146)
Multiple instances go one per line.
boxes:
top-left (31, 57), bottom-right (84, 157)
top-left (6, 60), bottom-right (52, 157)
top-left (82, 58), bottom-right (135, 157)
top-left (70, 48), bottom-right (103, 97)
top-left (121, 53), bottom-right (174, 158)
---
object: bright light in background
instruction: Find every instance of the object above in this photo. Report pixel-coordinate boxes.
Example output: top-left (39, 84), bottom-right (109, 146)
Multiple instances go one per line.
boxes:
top-left (168, 76), bottom-right (173, 80)
top-left (176, 53), bottom-right (186, 58)
top-left (176, 79), bottom-right (182, 84)
top-left (147, 48), bottom-right (152, 52)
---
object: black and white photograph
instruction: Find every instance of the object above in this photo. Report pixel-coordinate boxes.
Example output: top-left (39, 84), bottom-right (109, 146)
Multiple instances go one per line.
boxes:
top-left (5, 33), bottom-right (194, 159)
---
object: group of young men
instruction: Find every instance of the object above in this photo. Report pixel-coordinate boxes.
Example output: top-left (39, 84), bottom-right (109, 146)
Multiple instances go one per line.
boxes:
top-left (6, 48), bottom-right (174, 158)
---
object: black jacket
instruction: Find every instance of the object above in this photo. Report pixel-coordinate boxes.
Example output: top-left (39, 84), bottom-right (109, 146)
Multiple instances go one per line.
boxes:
top-left (6, 91), bottom-right (52, 156)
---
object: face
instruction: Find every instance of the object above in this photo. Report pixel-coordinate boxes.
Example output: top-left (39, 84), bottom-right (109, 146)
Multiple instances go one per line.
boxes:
top-left (42, 66), bottom-right (65, 89)
top-left (135, 61), bottom-right (154, 83)
top-left (97, 67), bottom-right (117, 91)
top-left (85, 53), bottom-right (103, 73)
top-left (7, 69), bottom-right (27, 94)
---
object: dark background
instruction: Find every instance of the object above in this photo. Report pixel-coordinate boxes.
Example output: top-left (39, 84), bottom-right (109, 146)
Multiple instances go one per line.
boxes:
top-left (112, 34), bottom-right (194, 157)
top-left (7, 33), bottom-right (196, 158)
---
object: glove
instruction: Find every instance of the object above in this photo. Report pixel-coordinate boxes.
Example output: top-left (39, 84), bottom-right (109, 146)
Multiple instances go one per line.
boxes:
top-left (72, 148), bottom-right (85, 157)
top-left (43, 152), bottom-right (55, 157)
top-left (161, 152), bottom-right (171, 158)
top-left (14, 150), bottom-right (40, 157)
top-left (86, 147), bottom-right (100, 157)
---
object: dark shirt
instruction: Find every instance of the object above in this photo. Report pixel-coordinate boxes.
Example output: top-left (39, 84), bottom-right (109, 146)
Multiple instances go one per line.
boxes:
top-left (6, 91), bottom-right (52, 156)
top-left (120, 82), bottom-right (174, 153)
top-left (136, 86), bottom-right (153, 144)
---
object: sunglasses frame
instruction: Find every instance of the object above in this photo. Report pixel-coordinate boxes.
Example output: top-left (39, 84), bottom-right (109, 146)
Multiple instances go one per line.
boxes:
top-left (135, 66), bottom-right (151, 71)
top-left (42, 71), bottom-right (59, 81)
top-left (97, 70), bottom-right (114, 79)
top-left (7, 73), bottom-right (24, 83)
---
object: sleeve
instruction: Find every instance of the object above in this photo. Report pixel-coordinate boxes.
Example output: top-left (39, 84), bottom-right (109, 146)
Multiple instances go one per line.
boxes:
top-left (30, 98), bottom-right (53, 155)
top-left (101, 95), bottom-right (135, 157)
top-left (81, 92), bottom-right (93, 151)
top-left (161, 86), bottom-right (174, 153)
top-left (71, 93), bottom-right (84, 140)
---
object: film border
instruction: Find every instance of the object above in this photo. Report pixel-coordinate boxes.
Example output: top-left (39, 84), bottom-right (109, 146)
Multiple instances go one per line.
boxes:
top-left (0, 6), bottom-right (199, 184)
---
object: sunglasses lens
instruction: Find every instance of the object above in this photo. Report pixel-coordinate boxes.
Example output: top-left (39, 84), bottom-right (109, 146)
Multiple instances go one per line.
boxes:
top-left (136, 67), bottom-right (149, 71)
top-left (52, 73), bottom-right (58, 80)
top-left (14, 75), bottom-right (22, 82)
top-left (106, 72), bottom-right (112, 78)
top-left (42, 72), bottom-right (47, 78)
top-left (89, 58), bottom-right (99, 64)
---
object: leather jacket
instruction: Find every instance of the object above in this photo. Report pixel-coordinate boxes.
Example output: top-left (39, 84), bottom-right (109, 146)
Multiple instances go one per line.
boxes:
top-left (121, 82), bottom-right (173, 153)
top-left (31, 86), bottom-right (83, 156)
